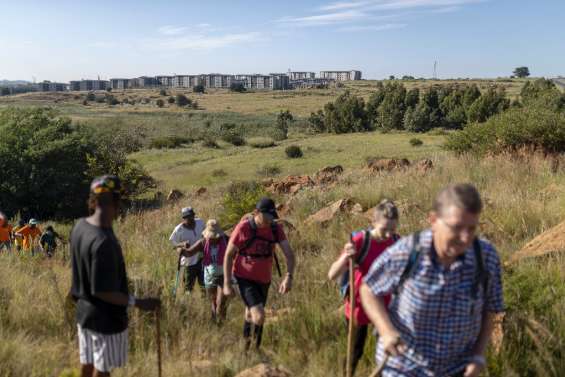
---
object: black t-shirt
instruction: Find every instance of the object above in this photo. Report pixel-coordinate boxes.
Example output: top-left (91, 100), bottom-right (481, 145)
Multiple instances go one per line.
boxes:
top-left (70, 218), bottom-right (128, 334)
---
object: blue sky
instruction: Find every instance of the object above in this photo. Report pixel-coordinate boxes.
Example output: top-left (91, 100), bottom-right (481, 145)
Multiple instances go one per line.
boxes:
top-left (1, 0), bottom-right (563, 81)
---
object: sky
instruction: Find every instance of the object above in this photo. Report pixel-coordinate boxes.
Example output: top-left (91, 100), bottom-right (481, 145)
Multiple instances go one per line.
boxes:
top-left (1, 0), bottom-right (564, 82)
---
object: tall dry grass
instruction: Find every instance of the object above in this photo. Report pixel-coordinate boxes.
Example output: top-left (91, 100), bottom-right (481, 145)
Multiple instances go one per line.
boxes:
top-left (0, 153), bottom-right (563, 376)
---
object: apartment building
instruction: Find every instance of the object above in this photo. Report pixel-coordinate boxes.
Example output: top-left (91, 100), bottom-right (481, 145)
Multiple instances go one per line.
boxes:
top-left (319, 70), bottom-right (362, 81)
top-left (69, 80), bottom-right (109, 91)
top-left (130, 76), bottom-right (158, 89)
top-left (288, 71), bottom-right (316, 80)
top-left (109, 78), bottom-right (130, 90)
top-left (35, 81), bottom-right (66, 92)
top-left (155, 76), bottom-right (173, 87)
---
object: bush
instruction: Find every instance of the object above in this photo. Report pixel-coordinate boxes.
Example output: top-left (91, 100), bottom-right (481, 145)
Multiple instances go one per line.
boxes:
top-left (220, 181), bottom-right (266, 226)
top-left (221, 132), bottom-right (246, 146)
top-left (156, 99), bottom-right (164, 108)
top-left (149, 136), bottom-right (192, 149)
top-left (445, 106), bottom-right (565, 155)
top-left (276, 110), bottom-right (293, 140)
top-left (248, 137), bottom-right (275, 148)
top-left (167, 96), bottom-right (175, 104)
top-left (106, 95), bottom-right (119, 106)
top-left (193, 85), bottom-right (205, 94)
top-left (201, 138), bottom-right (220, 148)
top-left (159, 89), bottom-right (167, 96)
top-left (256, 163), bottom-right (282, 177)
top-left (322, 91), bottom-right (371, 133)
top-left (285, 145), bottom-right (303, 158)
top-left (211, 169), bottom-right (227, 177)
top-left (86, 92), bottom-right (95, 101)
top-left (230, 83), bottom-right (246, 92)
top-left (409, 138), bottom-right (424, 147)
top-left (176, 94), bottom-right (191, 107)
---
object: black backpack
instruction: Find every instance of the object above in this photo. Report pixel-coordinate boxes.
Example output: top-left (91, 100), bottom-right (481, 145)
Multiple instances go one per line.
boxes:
top-left (394, 232), bottom-right (489, 300)
top-left (238, 217), bottom-right (282, 277)
top-left (339, 230), bottom-right (400, 299)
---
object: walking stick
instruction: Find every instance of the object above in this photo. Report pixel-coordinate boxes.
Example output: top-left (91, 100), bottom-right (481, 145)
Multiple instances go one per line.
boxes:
top-left (171, 252), bottom-right (182, 297)
top-left (346, 256), bottom-right (355, 377)
top-left (155, 307), bottom-right (162, 377)
top-left (368, 354), bottom-right (389, 377)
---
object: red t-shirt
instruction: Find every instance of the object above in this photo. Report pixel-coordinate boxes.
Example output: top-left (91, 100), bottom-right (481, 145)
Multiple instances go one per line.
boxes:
top-left (231, 218), bottom-right (287, 284)
top-left (344, 233), bottom-right (398, 325)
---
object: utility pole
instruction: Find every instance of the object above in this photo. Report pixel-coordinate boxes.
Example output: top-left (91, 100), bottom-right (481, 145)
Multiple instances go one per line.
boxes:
top-left (433, 61), bottom-right (438, 80)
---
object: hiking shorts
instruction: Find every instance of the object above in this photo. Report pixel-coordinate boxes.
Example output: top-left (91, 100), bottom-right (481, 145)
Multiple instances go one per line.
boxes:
top-left (204, 264), bottom-right (224, 288)
top-left (78, 325), bottom-right (128, 373)
top-left (235, 276), bottom-right (270, 308)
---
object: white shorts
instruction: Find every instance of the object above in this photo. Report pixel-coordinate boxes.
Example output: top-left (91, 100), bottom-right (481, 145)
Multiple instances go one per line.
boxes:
top-left (78, 325), bottom-right (128, 372)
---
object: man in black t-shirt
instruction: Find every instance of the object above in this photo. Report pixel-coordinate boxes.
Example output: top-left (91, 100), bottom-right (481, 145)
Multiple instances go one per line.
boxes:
top-left (70, 175), bottom-right (160, 377)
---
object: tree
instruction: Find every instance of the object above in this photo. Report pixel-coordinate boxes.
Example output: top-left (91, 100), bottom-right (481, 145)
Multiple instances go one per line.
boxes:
top-left (308, 110), bottom-right (326, 133)
top-left (193, 84), bottom-right (205, 94)
top-left (513, 67), bottom-right (530, 78)
top-left (520, 78), bottom-right (565, 112)
top-left (402, 75), bottom-right (415, 80)
top-left (323, 91), bottom-right (370, 134)
top-left (156, 99), bottom-right (165, 108)
top-left (1, 88), bottom-right (10, 96)
top-left (373, 82), bottom-right (407, 131)
top-left (167, 96), bottom-right (175, 104)
top-left (276, 110), bottom-right (293, 140)
top-left (230, 82), bottom-right (246, 93)
top-left (467, 87), bottom-right (510, 123)
top-left (176, 94), bottom-right (191, 107)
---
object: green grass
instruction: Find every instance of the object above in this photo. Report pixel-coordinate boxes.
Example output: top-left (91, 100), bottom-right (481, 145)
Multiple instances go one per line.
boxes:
top-left (132, 131), bottom-right (446, 190)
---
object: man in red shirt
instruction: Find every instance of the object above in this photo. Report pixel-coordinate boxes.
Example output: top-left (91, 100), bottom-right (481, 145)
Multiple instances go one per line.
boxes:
top-left (223, 198), bottom-right (295, 350)
top-left (328, 199), bottom-right (400, 375)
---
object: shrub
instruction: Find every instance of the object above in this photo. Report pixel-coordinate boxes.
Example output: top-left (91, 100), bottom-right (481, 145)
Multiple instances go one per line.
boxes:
top-left (221, 132), bottom-right (246, 146)
top-left (285, 145), bottom-right (303, 158)
top-left (211, 169), bottom-right (227, 177)
top-left (256, 163), bottom-right (282, 177)
top-left (276, 110), bottom-right (293, 140)
top-left (149, 136), bottom-right (192, 149)
top-left (230, 83), bottom-right (246, 92)
top-left (159, 89), bottom-right (167, 96)
top-left (445, 106), bottom-right (565, 155)
top-left (248, 137), bottom-right (275, 148)
top-left (95, 95), bottom-right (105, 103)
top-left (176, 94), bottom-right (191, 107)
top-left (167, 96), bottom-right (175, 104)
top-left (409, 138), bottom-right (424, 147)
top-left (323, 91), bottom-right (371, 133)
top-left (220, 181), bottom-right (266, 226)
top-left (86, 92), bottom-right (96, 101)
top-left (193, 84), bottom-right (205, 94)
top-left (156, 99), bottom-right (164, 108)
top-left (201, 138), bottom-right (220, 148)
top-left (467, 87), bottom-right (510, 123)
top-left (82, 100), bottom-right (88, 106)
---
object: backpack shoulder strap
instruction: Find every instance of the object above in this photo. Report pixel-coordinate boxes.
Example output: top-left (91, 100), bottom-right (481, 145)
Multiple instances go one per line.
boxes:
top-left (240, 217), bottom-right (257, 252)
top-left (271, 222), bottom-right (279, 243)
top-left (471, 238), bottom-right (488, 299)
top-left (396, 232), bottom-right (422, 294)
top-left (355, 229), bottom-right (372, 264)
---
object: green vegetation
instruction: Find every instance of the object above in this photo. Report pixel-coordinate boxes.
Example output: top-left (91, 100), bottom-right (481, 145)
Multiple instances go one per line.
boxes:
top-left (409, 138), bottom-right (423, 147)
top-left (149, 136), bottom-right (193, 149)
top-left (248, 137), bottom-right (276, 149)
top-left (513, 66), bottom-right (530, 78)
top-left (285, 145), bottom-right (303, 158)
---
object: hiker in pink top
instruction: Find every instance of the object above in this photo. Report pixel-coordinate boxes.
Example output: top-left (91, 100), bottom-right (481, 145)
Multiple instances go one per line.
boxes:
top-left (188, 219), bottom-right (229, 322)
top-left (328, 199), bottom-right (400, 375)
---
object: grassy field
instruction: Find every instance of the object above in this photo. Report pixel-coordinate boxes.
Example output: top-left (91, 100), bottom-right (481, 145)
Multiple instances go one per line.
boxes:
top-left (0, 151), bottom-right (563, 377)
top-left (132, 131), bottom-right (445, 190)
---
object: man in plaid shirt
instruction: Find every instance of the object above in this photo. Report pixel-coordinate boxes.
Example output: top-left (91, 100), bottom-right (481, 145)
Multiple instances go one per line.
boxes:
top-left (360, 184), bottom-right (504, 377)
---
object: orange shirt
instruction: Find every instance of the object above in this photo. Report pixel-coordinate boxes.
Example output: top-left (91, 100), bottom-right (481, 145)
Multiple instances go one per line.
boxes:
top-left (17, 225), bottom-right (42, 249)
top-left (0, 224), bottom-right (12, 242)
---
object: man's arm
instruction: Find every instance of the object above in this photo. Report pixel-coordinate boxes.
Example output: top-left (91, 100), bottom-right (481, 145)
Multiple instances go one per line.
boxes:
top-left (94, 292), bottom-right (160, 311)
top-left (181, 238), bottom-right (203, 257)
top-left (328, 241), bottom-right (356, 281)
top-left (277, 239), bottom-right (295, 294)
top-left (360, 283), bottom-right (406, 356)
top-left (222, 241), bottom-right (238, 295)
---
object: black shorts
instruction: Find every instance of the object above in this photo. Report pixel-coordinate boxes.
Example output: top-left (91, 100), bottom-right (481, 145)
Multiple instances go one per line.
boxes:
top-left (235, 276), bottom-right (270, 308)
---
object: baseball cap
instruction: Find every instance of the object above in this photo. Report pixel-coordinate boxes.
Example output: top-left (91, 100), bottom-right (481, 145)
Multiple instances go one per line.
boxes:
top-left (181, 207), bottom-right (195, 218)
top-left (29, 218), bottom-right (39, 225)
top-left (256, 198), bottom-right (278, 219)
top-left (90, 175), bottom-right (123, 196)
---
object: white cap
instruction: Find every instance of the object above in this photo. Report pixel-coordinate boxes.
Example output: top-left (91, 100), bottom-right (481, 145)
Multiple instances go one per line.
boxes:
top-left (181, 207), bottom-right (195, 218)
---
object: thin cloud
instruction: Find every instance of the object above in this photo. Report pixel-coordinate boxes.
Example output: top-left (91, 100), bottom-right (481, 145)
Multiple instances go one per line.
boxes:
top-left (338, 23), bottom-right (407, 32)
top-left (158, 25), bottom-right (189, 36)
top-left (320, 1), bottom-right (374, 11)
top-left (89, 41), bottom-right (117, 48)
top-left (143, 32), bottom-right (263, 51)
top-left (277, 10), bottom-right (367, 26)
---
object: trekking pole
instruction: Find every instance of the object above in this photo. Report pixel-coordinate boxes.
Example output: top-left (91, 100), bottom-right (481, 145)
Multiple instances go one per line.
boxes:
top-left (155, 307), bottom-right (162, 377)
top-left (346, 255), bottom-right (355, 377)
top-left (273, 251), bottom-right (282, 278)
top-left (368, 354), bottom-right (389, 377)
top-left (171, 252), bottom-right (182, 297)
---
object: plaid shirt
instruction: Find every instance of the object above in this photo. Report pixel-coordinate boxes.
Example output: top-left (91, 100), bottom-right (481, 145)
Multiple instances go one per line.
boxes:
top-left (363, 229), bottom-right (504, 376)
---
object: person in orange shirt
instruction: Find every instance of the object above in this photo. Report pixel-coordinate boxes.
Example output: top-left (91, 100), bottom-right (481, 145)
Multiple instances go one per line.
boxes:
top-left (15, 219), bottom-right (42, 254)
top-left (0, 212), bottom-right (13, 252)
top-left (13, 219), bottom-right (26, 251)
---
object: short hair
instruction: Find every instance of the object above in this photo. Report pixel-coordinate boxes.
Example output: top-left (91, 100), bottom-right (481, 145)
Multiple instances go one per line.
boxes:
top-left (374, 199), bottom-right (399, 221)
top-left (433, 183), bottom-right (482, 216)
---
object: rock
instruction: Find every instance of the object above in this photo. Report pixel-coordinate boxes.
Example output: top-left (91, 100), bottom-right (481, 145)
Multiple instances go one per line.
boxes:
top-left (415, 158), bottom-right (433, 172)
top-left (235, 364), bottom-right (292, 377)
top-left (306, 199), bottom-right (354, 225)
top-left (313, 165), bottom-right (344, 185)
top-left (366, 158), bottom-right (410, 173)
top-left (194, 187), bottom-right (207, 196)
top-left (265, 175), bottom-right (314, 195)
top-left (511, 220), bottom-right (565, 263)
top-left (166, 189), bottom-right (184, 202)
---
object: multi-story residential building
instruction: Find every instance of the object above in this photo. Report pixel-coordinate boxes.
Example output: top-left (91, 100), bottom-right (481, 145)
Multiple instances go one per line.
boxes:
top-left (155, 76), bottom-right (173, 87)
top-left (288, 71), bottom-right (316, 80)
top-left (109, 78), bottom-right (130, 90)
top-left (130, 76), bottom-right (157, 89)
top-left (35, 81), bottom-right (65, 92)
top-left (319, 70), bottom-right (362, 81)
top-left (69, 80), bottom-right (109, 91)
top-left (290, 78), bottom-right (334, 89)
